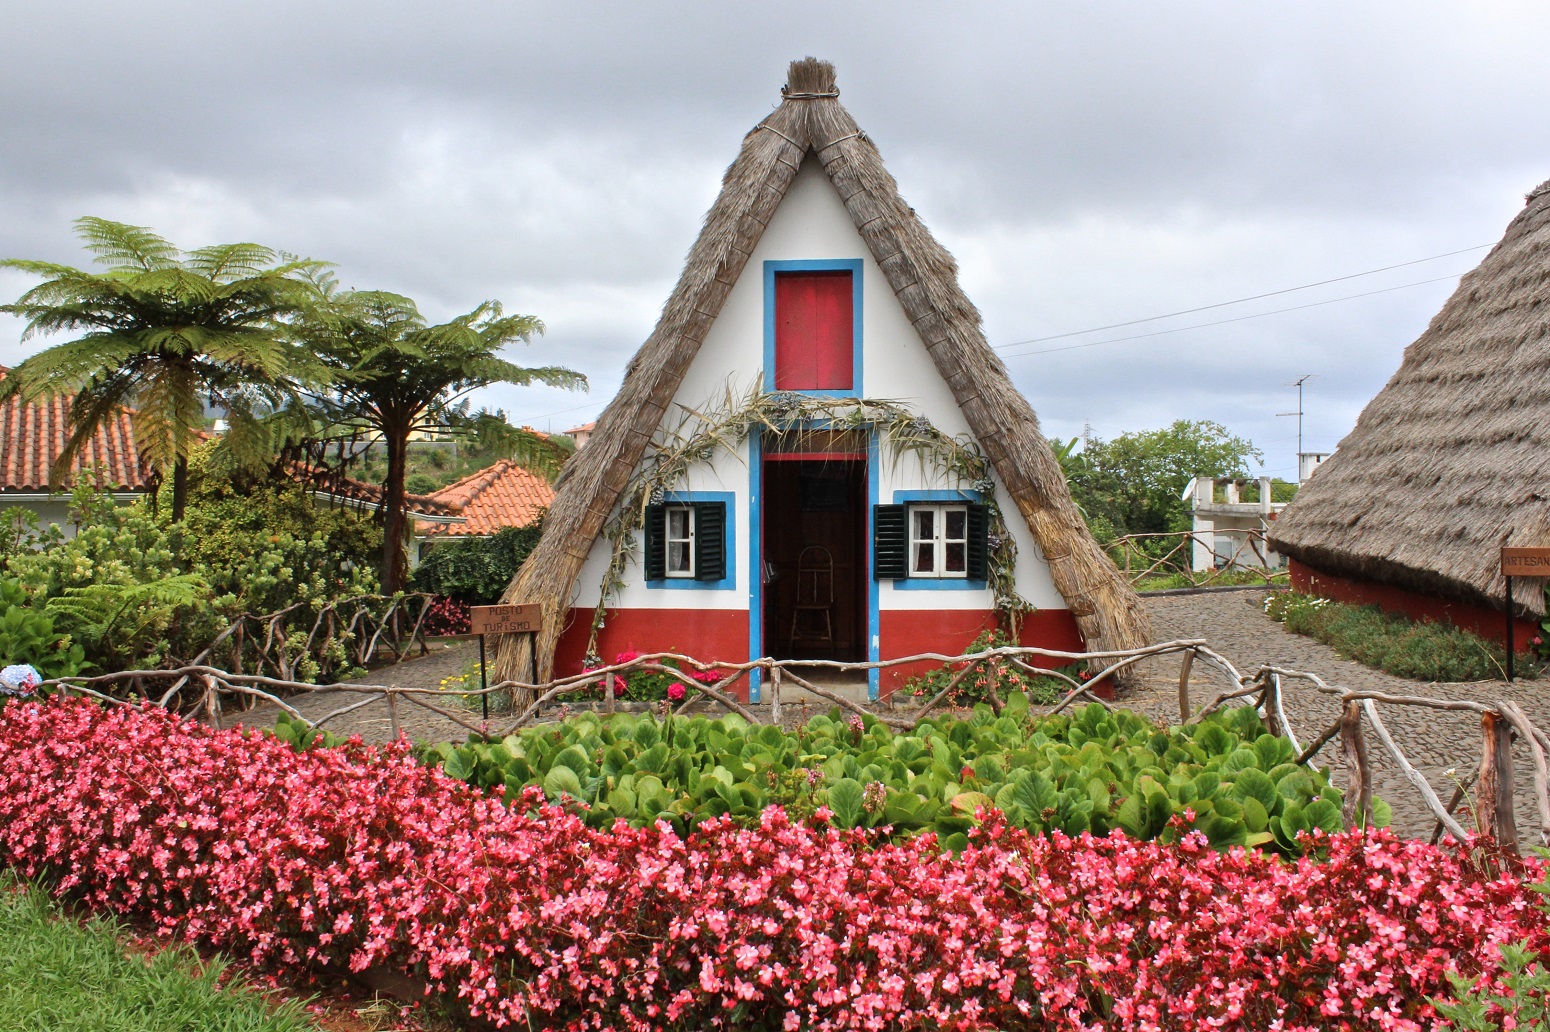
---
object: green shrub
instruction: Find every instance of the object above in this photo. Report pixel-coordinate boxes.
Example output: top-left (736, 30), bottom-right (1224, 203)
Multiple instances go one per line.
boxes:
top-left (405, 472), bottom-right (440, 495)
top-left (903, 628), bottom-right (1068, 707)
top-left (178, 453), bottom-right (382, 611)
top-left (415, 699), bottom-right (1367, 855)
top-left (0, 578), bottom-right (86, 681)
top-left (1133, 567), bottom-right (1285, 593)
top-left (1264, 591), bottom-right (1526, 682)
top-left (0, 507), bottom-right (63, 562)
top-left (412, 522), bottom-right (543, 605)
top-left (1, 471), bottom-right (380, 674)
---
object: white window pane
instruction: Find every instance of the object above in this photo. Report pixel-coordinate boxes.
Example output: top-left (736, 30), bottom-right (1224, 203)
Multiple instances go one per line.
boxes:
top-left (945, 509), bottom-right (967, 540)
top-left (668, 541), bottom-right (691, 573)
top-left (668, 508), bottom-right (690, 538)
top-left (912, 509), bottom-right (934, 539)
top-left (945, 541), bottom-right (967, 574)
top-left (913, 542), bottom-right (936, 575)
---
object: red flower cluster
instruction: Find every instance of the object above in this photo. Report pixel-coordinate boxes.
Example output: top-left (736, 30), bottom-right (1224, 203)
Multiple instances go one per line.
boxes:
top-left (420, 596), bottom-right (470, 637)
top-left (1, 697), bottom-right (1546, 1031)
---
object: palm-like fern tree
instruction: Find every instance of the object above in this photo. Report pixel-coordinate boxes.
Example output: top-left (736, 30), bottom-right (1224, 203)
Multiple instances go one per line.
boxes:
top-left (0, 218), bottom-right (323, 520)
top-left (297, 290), bottom-right (585, 593)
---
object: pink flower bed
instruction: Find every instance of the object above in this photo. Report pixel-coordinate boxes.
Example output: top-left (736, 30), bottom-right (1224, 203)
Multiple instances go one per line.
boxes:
top-left (1, 696), bottom-right (1546, 1031)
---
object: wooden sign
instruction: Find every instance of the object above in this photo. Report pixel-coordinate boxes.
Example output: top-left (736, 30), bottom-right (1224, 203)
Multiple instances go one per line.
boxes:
top-left (468, 603), bottom-right (543, 635)
top-left (1501, 547), bottom-right (1550, 576)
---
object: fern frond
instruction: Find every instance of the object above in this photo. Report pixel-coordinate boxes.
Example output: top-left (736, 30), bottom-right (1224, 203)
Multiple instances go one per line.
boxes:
top-left (73, 217), bottom-right (180, 272)
top-left (184, 242), bottom-right (278, 282)
top-left (49, 378), bottom-right (140, 487)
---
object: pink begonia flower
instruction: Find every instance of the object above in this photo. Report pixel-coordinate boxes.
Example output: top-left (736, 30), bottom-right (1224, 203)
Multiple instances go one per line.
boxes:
top-left (667, 683), bottom-right (686, 702)
top-left (3, 696), bottom-right (1548, 1032)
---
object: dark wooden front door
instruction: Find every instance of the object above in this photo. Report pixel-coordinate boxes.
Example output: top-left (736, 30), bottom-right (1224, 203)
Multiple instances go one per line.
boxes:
top-left (762, 458), bottom-right (867, 661)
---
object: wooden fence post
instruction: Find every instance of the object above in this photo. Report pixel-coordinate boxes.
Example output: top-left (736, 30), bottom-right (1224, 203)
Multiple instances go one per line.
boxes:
top-left (1177, 649), bottom-right (1195, 722)
top-left (770, 665), bottom-right (782, 726)
top-left (1479, 709), bottom-right (1519, 852)
top-left (1339, 699), bottom-right (1373, 828)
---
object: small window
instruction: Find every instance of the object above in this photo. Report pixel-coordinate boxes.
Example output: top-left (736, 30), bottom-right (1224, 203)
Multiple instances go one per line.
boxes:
top-left (908, 504), bottom-right (969, 578)
top-left (665, 505), bottom-right (694, 577)
top-left (873, 501), bottom-right (987, 582)
top-left (645, 501), bottom-right (727, 583)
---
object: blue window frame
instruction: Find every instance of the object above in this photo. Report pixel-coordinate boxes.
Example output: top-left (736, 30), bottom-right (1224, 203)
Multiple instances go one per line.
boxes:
top-left (763, 258), bottom-right (864, 398)
top-left (888, 490), bottom-right (989, 591)
top-left (645, 491), bottom-right (737, 590)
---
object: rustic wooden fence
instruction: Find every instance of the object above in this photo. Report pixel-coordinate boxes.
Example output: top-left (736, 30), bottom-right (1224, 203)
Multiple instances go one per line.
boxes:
top-left (39, 638), bottom-right (1550, 853)
top-left (1106, 530), bottom-right (1289, 589)
top-left (188, 592), bottom-right (440, 683)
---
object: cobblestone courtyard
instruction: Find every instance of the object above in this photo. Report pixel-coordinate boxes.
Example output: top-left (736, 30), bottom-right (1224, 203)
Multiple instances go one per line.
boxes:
top-left (1129, 589), bottom-right (1547, 841)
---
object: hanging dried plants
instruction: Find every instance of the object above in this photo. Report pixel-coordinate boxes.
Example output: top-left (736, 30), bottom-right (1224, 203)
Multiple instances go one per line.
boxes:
top-left (586, 385), bottom-right (1033, 660)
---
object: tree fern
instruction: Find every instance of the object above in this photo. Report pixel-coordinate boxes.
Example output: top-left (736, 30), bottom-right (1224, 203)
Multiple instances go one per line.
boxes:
top-left (292, 289), bottom-right (584, 593)
top-left (0, 218), bottom-right (328, 519)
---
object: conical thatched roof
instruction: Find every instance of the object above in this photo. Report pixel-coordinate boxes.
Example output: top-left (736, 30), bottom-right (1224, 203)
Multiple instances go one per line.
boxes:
top-left (497, 58), bottom-right (1151, 680)
top-left (1270, 179), bottom-right (1550, 616)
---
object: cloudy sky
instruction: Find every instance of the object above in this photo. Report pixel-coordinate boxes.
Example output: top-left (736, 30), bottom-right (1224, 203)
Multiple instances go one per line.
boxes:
top-left (4, 2), bottom-right (1547, 480)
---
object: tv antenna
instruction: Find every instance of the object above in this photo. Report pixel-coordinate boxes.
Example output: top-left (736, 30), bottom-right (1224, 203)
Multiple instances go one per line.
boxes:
top-left (1276, 374), bottom-right (1316, 480)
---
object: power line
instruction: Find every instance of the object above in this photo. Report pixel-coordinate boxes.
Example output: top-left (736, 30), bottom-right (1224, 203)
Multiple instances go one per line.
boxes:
top-left (991, 243), bottom-right (1489, 351)
top-left (1001, 272), bottom-right (1466, 360)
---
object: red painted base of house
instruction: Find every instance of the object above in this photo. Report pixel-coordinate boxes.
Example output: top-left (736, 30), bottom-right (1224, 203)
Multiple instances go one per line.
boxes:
top-left (552, 608), bottom-right (750, 685)
top-left (1289, 559), bottom-right (1540, 653)
top-left (552, 606), bottom-right (1090, 701)
top-left (878, 608), bottom-right (1093, 695)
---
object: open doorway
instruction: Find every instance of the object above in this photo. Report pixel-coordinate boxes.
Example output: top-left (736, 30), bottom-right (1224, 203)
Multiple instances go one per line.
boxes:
top-left (761, 456), bottom-right (868, 662)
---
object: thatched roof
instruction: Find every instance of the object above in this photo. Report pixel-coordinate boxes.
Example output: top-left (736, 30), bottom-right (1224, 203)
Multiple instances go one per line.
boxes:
top-left (497, 58), bottom-right (1151, 680)
top-left (1269, 178), bottom-right (1550, 616)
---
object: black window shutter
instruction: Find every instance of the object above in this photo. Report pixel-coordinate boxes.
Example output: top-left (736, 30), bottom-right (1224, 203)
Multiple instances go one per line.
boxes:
top-left (644, 504), bottom-right (667, 581)
top-left (966, 504), bottom-right (988, 581)
top-left (873, 504), bottom-right (906, 579)
top-left (694, 502), bottom-right (726, 582)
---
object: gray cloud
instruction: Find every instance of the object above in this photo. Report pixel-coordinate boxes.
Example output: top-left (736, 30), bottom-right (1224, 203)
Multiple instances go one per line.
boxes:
top-left (4, 1), bottom-right (1548, 460)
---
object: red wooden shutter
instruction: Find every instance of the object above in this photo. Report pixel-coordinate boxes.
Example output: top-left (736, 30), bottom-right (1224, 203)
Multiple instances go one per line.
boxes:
top-left (774, 271), bottom-right (853, 390)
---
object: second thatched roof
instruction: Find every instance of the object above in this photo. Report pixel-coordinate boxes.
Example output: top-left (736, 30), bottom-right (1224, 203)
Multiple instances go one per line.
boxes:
top-left (498, 57), bottom-right (1152, 679)
top-left (1270, 179), bottom-right (1550, 616)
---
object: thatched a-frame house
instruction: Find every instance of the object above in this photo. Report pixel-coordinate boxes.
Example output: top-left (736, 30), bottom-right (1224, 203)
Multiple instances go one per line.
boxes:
top-left (1269, 179), bottom-right (1550, 646)
top-left (496, 58), bottom-right (1151, 696)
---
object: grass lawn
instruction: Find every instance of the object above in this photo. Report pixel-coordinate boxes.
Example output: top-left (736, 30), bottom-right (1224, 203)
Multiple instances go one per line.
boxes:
top-left (1132, 567), bottom-right (1286, 592)
top-left (0, 873), bottom-right (320, 1032)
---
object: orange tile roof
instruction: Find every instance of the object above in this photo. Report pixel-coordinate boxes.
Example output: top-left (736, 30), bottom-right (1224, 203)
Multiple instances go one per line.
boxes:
top-left (287, 461), bottom-right (461, 519)
top-left (0, 370), bottom-right (155, 492)
top-left (417, 459), bottom-right (553, 537)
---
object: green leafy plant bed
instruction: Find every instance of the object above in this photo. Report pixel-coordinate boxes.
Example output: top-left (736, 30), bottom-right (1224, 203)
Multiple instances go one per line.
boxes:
top-left (1264, 591), bottom-right (1533, 682)
top-left (423, 698), bottom-right (1373, 854)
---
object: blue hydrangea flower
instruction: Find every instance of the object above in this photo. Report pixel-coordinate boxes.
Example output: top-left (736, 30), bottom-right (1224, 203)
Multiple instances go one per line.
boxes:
top-left (0, 664), bottom-right (42, 696)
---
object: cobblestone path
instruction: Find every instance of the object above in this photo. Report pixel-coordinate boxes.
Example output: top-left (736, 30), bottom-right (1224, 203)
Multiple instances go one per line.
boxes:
top-left (233, 640), bottom-right (486, 745)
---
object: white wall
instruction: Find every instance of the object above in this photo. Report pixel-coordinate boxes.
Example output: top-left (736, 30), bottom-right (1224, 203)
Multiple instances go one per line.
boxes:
top-left (0, 498), bottom-right (104, 541)
top-left (569, 157), bottom-right (1064, 613)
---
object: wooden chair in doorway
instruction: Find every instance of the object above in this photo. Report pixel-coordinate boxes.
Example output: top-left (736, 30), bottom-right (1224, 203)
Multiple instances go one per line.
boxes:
top-left (788, 546), bottom-right (835, 651)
